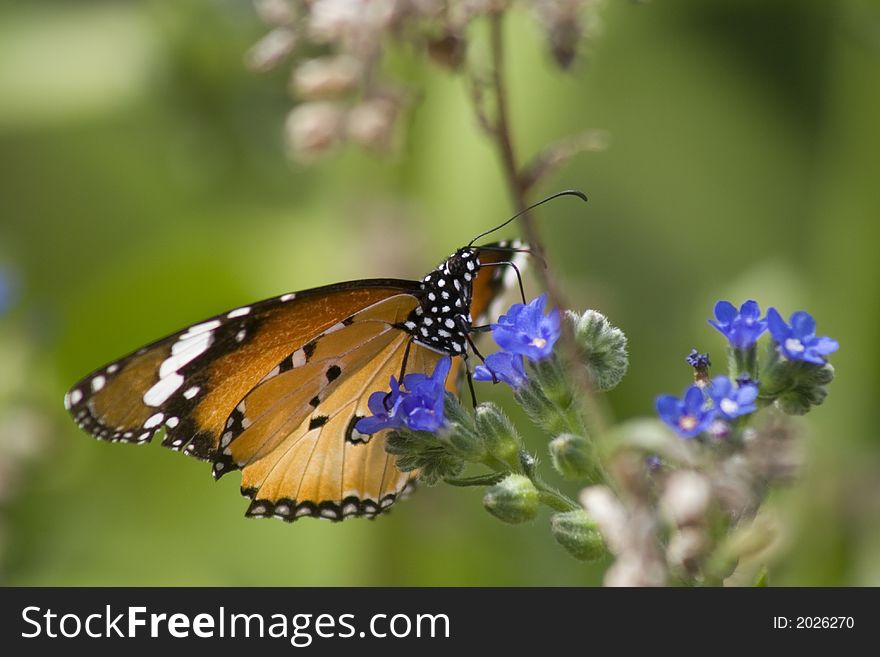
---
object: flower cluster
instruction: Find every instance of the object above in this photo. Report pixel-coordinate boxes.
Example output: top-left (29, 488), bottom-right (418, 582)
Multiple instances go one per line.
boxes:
top-left (474, 293), bottom-right (561, 389)
top-left (248, 0), bottom-right (605, 162)
top-left (657, 299), bottom-right (838, 438)
top-left (356, 357), bottom-right (451, 435)
top-left (656, 377), bottom-right (758, 439)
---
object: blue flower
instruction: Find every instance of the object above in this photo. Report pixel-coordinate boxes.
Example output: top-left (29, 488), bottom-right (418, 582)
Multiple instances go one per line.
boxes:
top-left (766, 308), bottom-right (838, 365)
top-left (707, 376), bottom-right (758, 420)
top-left (708, 300), bottom-right (767, 349)
top-left (491, 294), bottom-right (561, 361)
top-left (355, 357), bottom-right (451, 435)
top-left (474, 352), bottom-right (528, 389)
top-left (655, 385), bottom-right (715, 439)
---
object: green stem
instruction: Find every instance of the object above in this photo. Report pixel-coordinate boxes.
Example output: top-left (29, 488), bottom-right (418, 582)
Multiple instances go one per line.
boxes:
top-left (445, 472), bottom-right (508, 487)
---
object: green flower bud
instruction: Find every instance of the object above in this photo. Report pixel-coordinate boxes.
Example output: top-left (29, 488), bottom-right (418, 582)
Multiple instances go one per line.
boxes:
top-left (483, 474), bottom-right (539, 524)
top-left (567, 309), bottom-right (629, 391)
top-left (761, 360), bottom-right (835, 416)
top-left (475, 402), bottom-right (522, 469)
top-left (441, 395), bottom-right (486, 461)
top-left (550, 510), bottom-right (606, 561)
top-left (549, 433), bottom-right (597, 480)
top-left (515, 364), bottom-right (585, 437)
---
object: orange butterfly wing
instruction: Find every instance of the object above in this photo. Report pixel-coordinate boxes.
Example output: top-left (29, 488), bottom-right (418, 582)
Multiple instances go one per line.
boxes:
top-left (65, 280), bottom-right (422, 460)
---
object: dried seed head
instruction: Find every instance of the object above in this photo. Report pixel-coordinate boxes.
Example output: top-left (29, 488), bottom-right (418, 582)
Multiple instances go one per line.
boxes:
top-left (245, 27), bottom-right (297, 72)
top-left (666, 526), bottom-right (709, 576)
top-left (661, 470), bottom-right (713, 528)
top-left (252, 0), bottom-right (296, 26)
top-left (291, 56), bottom-right (362, 100)
top-left (346, 96), bottom-right (401, 151)
top-left (427, 32), bottom-right (467, 71)
top-left (284, 102), bottom-right (345, 161)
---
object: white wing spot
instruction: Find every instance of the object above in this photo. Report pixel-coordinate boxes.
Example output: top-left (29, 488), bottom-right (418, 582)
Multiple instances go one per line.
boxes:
top-left (91, 375), bottom-right (106, 392)
top-left (165, 416), bottom-right (179, 429)
top-left (183, 386), bottom-right (200, 400)
top-left (438, 279), bottom-right (445, 287)
top-left (280, 293), bottom-right (296, 302)
top-left (107, 363), bottom-right (119, 374)
top-left (292, 348), bottom-right (307, 368)
top-left (144, 412), bottom-right (164, 429)
top-left (235, 329), bottom-right (246, 342)
top-left (296, 506), bottom-right (312, 517)
top-left (162, 331), bottom-right (213, 378)
top-left (144, 373), bottom-right (184, 407)
top-left (221, 431), bottom-right (233, 447)
top-left (444, 318), bottom-right (456, 329)
top-left (227, 306), bottom-right (251, 318)
top-left (69, 388), bottom-right (83, 406)
top-left (181, 319), bottom-right (221, 339)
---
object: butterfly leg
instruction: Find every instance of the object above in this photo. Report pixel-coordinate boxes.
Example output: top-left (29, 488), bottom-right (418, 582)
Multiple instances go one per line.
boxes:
top-left (382, 337), bottom-right (414, 410)
top-left (461, 352), bottom-right (479, 408)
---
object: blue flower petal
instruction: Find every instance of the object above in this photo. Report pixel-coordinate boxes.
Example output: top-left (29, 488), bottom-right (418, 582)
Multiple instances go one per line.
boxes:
top-left (790, 311), bottom-right (816, 338)
top-left (683, 385), bottom-right (706, 413)
top-left (714, 300), bottom-right (737, 324)
top-left (765, 308), bottom-right (789, 341)
top-left (655, 395), bottom-right (681, 424)
top-left (740, 300), bottom-right (761, 321)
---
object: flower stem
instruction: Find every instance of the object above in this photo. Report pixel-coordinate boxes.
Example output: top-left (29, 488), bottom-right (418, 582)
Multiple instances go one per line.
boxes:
top-left (483, 12), bottom-right (612, 443)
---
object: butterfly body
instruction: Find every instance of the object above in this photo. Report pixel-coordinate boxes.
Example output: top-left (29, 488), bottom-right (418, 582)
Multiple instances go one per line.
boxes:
top-left (64, 241), bottom-right (524, 522)
top-left (404, 247), bottom-right (479, 356)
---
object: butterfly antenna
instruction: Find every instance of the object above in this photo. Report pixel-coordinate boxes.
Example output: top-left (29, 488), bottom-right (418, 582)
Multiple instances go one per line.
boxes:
top-left (467, 189), bottom-right (588, 247)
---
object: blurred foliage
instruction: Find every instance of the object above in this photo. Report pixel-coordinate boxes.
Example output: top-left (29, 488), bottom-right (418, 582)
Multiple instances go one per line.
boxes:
top-left (0, 0), bottom-right (878, 585)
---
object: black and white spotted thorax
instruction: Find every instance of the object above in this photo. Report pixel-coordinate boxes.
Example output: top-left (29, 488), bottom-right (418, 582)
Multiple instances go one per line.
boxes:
top-left (403, 247), bottom-right (480, 355)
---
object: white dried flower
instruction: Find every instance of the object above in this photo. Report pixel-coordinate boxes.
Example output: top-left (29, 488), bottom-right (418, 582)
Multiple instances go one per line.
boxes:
top-left (253, 0), bottom-right (296, 26)
top-left (245, 27), bottom-right (297, 72)
top-left (292, 56), bottom-right (362, 100)
top-left (346, 96), bottom-right (401, 151)
top-left (661, 470), bottom-right (713, 528)
top-left (284, 102), bottom-right (345, 161)
top-left (667, 526), bottom-right (708, 576)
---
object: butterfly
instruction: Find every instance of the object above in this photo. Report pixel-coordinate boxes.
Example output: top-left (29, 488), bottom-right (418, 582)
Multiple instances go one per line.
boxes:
top-left (64, 191), bottom-right (585, 522)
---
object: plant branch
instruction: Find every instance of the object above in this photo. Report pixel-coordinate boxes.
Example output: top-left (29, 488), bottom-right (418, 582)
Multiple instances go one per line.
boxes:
top-left (483, 12), bottom-right (612, 440)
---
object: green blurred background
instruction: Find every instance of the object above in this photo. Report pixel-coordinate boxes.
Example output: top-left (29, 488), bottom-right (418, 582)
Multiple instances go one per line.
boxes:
top-left (1, 0), bottom-right (878, 585)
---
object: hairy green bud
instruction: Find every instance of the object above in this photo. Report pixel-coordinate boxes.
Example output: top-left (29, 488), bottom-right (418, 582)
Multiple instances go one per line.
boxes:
top-left (567, 309), bottom-right (629, 391)
top-left (550, 510), bottom-right (606, 561)
top-left (483, 474), bottom-right (539, 524)
top-left (475, 402), bottom-right (522, 470)
top-left (548, 433), bottom-right (596, 480)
